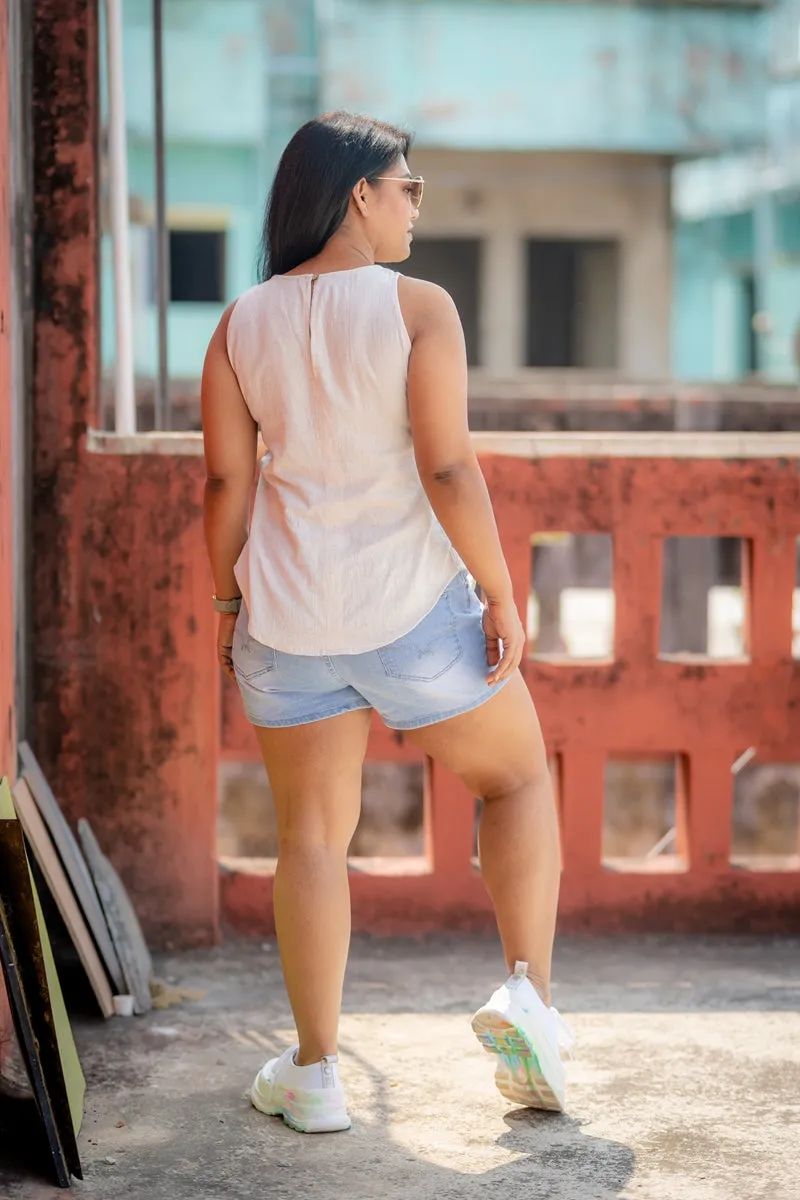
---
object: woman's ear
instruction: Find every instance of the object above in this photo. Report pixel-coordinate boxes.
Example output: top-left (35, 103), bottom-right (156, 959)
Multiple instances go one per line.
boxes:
top-left (352, 177), bottom-right (370, 217)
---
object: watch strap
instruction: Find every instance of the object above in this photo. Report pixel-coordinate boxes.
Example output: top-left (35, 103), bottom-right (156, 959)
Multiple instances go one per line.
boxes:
top-left (212, 594), bottom-right (242, 614)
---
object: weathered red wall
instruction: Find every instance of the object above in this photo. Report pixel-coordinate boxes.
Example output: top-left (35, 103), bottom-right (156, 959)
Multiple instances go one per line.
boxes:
top-left (58, 444), bottom-right (799, 943)
top-left (31, 0), bottom-right (99, 811)
top-left (221, 452), bottom-right (800, 934)
top-left (76, 452), bottom-right (219, 946)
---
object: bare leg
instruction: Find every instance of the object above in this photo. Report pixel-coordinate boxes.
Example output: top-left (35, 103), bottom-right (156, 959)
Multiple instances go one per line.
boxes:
top-left (406, 673), bottom-right (560, 1003)
top-left (253, 708), bottom-right (372, 1064)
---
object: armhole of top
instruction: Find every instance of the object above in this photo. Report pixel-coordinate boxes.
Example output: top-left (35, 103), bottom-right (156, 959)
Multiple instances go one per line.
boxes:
top-left (222, 296), bottom-right (258, 425)
top-left (224, 295), bottom-right (242, 370)
top-left (391, 272), bottom-right (413, 356)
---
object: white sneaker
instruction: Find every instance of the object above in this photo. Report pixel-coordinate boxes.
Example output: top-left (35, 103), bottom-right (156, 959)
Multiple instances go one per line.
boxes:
top-left (471, 961), bottom-right (574, 1112)
top-left (250, 1045), bottom-right (351, 1133)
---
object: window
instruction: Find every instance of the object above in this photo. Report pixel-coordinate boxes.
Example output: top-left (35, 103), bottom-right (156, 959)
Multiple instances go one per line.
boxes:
top-left (526, 239), bottom-right (620, 368)
top-left (771, 0), bottom-right (800, 77)
top-left (603, 758), bottom-right (687, 872)
top-left (168, 229), bottom-right (226, 303)
top-left (401, 237), bottom-right (482, 366)
top-left (529, 533), bottom-right (614, 659)
top-left (660, 537), bottom-right (748, 660)
top-left (740, 271), bottom-right (759, 376)
top-left (732, 762), bottom-right (800, 870)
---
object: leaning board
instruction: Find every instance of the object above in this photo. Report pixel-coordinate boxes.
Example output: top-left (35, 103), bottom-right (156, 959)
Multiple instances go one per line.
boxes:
top-left (19, 742), bottom-right (124, 993)
top-left (78, 819), bottom-right (153, 1015)
top-left (12, 778), bottom-right (114, 1018)
top-left (0, 777), bottom-right (84, 1184)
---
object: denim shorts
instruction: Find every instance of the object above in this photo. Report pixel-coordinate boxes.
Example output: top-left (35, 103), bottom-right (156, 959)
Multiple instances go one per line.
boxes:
top-left (232, 570), bottom-right (508, 730)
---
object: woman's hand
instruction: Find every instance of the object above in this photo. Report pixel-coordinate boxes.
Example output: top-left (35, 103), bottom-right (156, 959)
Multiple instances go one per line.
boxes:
top-left (483, 593), bottom-right (525, 686)
top-left (217, 613), bottom-right (239, 682)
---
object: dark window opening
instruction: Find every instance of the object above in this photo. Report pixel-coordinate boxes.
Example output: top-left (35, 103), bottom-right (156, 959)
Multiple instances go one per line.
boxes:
top-left (169, 229), bottom-right (226, 303)
top-left (401, 237), bottom-right (481, 366)
top-left (740, 272), bottom-right (759, 375)
top-left (526, 238), bottom-right (619, 369)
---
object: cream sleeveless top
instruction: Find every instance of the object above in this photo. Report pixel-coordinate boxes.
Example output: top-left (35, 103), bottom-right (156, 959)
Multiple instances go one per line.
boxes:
top-left (227, 264), bottom-right (462, 655)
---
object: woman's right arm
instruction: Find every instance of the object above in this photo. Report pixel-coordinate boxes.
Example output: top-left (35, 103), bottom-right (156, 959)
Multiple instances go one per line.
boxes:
top-left (201, 305), bottom-right (258, 679)
top-left (400, 276), bottom-right (525, 685)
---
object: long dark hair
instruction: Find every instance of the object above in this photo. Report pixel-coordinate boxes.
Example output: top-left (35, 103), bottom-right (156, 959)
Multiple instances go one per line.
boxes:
top-left (258, 112), bottom-right (412, 280)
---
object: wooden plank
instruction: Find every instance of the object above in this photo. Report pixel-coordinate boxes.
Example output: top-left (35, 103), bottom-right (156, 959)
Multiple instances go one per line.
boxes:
top-left (0, 897), bottom-right (70, 1188)
top-left (18, 741), bottom-right (124, 993)
top-left (0, 777), bottom-right (84, 1182)
top-left (12, 778), bottom-right (114, 1019)
top-left (78, 818), bottom-right (152, 1015)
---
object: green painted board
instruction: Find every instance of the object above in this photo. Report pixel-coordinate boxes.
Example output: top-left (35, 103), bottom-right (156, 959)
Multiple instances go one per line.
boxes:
top-left (0, 893), bottom-right (70, 1187)
top-left (0, 777), bottom-right (84, 1181)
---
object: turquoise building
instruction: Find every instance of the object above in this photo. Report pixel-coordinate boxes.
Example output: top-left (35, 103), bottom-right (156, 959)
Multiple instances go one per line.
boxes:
top-left (101, 0), bottom-right (774, 420)
top-left (673, 0), bottom-right (800, 383)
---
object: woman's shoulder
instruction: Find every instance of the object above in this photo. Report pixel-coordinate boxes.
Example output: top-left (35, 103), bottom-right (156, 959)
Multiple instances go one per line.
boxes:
top-left (229, 280), bottom-right (272, 317)
top-left (396, 274), bottom-right (460, 342)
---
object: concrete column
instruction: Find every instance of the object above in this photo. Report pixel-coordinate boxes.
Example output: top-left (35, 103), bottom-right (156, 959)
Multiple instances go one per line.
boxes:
top-left (480, 228), bottom-right (525, 373)
top-left (620, 167), bottom-right (672, 378)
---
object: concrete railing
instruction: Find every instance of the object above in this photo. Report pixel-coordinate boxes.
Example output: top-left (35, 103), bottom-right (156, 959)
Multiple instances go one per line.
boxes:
top-left (81, 430), bottom-right (800, 939)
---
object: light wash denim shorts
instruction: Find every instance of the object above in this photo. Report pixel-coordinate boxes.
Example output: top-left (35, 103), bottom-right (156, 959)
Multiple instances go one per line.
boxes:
top-left (232, 570), bottom-right (508, 730)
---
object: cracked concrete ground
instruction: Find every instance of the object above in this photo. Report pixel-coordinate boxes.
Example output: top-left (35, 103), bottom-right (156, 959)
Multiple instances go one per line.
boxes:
top-left (1, 934), bottom-right (799, 1200)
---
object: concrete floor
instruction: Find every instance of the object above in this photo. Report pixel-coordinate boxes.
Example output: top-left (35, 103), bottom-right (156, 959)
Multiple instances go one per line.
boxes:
top-left (2, 934), bottom-right (799, 1199)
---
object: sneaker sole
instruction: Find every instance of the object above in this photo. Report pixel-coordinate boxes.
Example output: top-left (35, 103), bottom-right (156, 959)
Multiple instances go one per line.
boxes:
top-left (471, 1009), bottom-right (565, 1112)
top-left (250, 1080), bottom-right (352, 1134)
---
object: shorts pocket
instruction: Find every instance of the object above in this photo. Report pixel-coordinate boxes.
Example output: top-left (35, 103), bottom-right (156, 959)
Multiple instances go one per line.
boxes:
top-left (377, 594), bottom-right (463, 682)
top-left (233, 633), bottom-right (277, 682)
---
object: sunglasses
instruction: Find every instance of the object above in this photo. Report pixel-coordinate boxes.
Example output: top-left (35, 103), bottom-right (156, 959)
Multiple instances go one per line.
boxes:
top-left (373, 175), bottom-right (425, 208)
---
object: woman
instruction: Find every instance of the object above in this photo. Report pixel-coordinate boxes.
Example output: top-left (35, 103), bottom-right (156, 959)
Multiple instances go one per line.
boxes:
top-left (201, 112), bottom-right (569, 1135)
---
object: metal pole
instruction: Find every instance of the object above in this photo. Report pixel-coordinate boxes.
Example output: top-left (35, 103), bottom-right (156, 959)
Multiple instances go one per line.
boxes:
top-left (105, 0), bottom-right (136, 435)
top-left (153, 0), bottom-right (170, 430)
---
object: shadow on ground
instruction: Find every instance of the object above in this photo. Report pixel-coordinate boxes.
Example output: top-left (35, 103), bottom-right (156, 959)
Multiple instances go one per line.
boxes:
top-left (2, 934), bottom-right (799, 1199)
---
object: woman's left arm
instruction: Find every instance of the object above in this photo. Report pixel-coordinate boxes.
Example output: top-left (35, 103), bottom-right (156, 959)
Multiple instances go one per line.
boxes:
top-left (201, 305), bottom-right (258, 678)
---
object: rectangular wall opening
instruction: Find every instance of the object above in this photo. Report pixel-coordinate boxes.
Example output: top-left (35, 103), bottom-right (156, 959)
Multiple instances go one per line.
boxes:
top-left (218, 761), bottom-right (426, 872)
top-left (529, 533), bottom-right (614, 660)
top-left (526, 238), bottom-right (619, 368)
top-left (472, 756), bottom-right (561, 870)
top-left (731, 762), bottom-right (800, 871)
top-left (603, 757), bottom-right (688, 873)
top-left (350, 762), bottom-right (425, 861)
top-left (660, 537), bottom-right (748, 660)
top-left (402, 237), bottom-right (481, 365)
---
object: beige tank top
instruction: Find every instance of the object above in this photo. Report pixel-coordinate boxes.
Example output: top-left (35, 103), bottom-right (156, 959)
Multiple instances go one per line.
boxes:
top-left (227, 264), bottom-right (462, 655)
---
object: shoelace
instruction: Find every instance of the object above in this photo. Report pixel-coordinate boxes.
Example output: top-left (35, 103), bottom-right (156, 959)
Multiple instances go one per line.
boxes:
top-left (551, 1008), bottom-right (576, 1061)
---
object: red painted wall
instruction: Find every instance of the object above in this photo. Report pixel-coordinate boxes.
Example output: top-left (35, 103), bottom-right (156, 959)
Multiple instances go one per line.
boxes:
top-left (221, 453), bottom-right (800, 935)
top-left (74, 452), bottom-right (219, 947)
top-left (55, 446), bottom-right (799, 943)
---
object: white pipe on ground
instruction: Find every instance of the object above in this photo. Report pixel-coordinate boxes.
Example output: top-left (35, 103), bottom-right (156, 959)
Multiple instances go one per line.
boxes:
top-left (105, 0), bottom-right (136, 435)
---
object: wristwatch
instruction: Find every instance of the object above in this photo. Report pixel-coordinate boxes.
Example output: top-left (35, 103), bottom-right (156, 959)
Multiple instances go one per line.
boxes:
top-left (212, 594), bottom-right (242, 614)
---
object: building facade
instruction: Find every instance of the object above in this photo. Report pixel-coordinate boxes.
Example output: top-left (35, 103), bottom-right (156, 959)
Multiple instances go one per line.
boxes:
top-left (674, 0), bottom-right (800, 383)
top-left (100, 0), bottom-right (769, 426)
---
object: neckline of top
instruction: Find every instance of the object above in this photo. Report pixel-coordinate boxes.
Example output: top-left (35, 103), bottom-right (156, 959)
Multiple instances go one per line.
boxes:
top-left (275, 264), bottom-right (382, 280)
